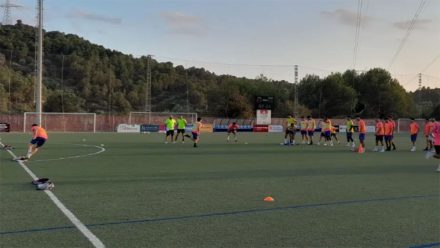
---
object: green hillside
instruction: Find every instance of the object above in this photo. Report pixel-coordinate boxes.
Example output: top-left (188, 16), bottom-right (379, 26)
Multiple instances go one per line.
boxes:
top-left (0, 21), bottom-right (438, 118)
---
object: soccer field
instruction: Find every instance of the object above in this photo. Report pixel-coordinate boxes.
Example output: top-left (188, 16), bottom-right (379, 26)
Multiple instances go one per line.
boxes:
top-left (0, 132), bottom-right (439, 248)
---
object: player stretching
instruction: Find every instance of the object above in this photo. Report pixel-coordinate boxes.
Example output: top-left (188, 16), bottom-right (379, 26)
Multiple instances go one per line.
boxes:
top-left (165, 116), bottom-right (176, 144)
top-left (283, 115), bottom-right (297, 145)
top-left (374, 118), bottom-right (385, 152)
top-left (300, 116), bottom-right (308, 144)
top-left (425, 119), bottom-right (440, 172)
top-left (409, 118), bottom-right (419, 152)
top-left (16, 124), bottom-right (48, 161)
top-left (185, 117), bottom-right (203, 148)
top-left (356, 116), bottom-right (366, 153)
top-left (227, 122), bottom-right (239, 142)
top-left (346, 116), bottom-right (355, 149)
top-left (307, 116), bottom-right (316, 145)
top-left (175, 116), bottom-right (187, 143)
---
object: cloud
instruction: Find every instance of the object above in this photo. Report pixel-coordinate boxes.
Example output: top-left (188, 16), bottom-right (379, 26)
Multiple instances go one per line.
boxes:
top-left (393, 18), bottom-right (432, 30)
top-left (67, 10), bottom-right (122, 25)
top-left (321, 9), bottom-right (371, 26)
top-left (160, 11), bottom-right (206, 36)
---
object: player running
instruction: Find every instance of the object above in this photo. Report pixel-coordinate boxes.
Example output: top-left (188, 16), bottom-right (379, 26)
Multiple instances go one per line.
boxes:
top-left (306, 116), bottom-right (316, 145)
top-left (185, 117), bottom-right (203, 148)
top-left (356, 116), bottom-right (366, 153)
top-left (409, 118), bottom-right (419, 152)
top-left (174, 116), bottom-right (187, 143)
top-left (227, 122), bottom-right (239, 142)
top-left (346, 116), bottom-right (355, 148)
top-left (374, 118), bottom-right (385, 152)
top-left (331, 125), bottom-right (339, 145)
top-left (300, 116), bottom-right (308, 144)
top-left (165, 116), bottom-right (177, 144)
top-left (16, 124), bottom-right (48, 161)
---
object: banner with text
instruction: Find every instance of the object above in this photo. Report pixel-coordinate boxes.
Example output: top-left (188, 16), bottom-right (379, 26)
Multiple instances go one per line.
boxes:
top-left (117, 124), bottom-right (140, 133)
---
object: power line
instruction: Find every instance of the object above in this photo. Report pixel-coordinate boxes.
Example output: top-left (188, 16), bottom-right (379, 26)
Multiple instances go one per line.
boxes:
top-left (388, 0), bottom-right (428, 69)
top-left (154, 55), bottom-right (336, 73)
top-left (420, 54), bottom-right (440, 73)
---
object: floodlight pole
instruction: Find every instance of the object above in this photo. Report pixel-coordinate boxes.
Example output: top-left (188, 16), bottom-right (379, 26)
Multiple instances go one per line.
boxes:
top-left (35, 0), bottom-right (43, 125)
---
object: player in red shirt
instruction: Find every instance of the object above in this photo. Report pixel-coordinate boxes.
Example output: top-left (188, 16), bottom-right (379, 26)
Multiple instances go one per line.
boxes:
top-left (227, 122), bottom-right (240, 142)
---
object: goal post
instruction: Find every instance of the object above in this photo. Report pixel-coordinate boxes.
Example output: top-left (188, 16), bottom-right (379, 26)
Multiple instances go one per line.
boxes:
top-left (128, 112), bottom-right (198, 125)
top-left (397, 118), bottom-right (426, 133)
top-left (23, 112), bottom-right (96, 132)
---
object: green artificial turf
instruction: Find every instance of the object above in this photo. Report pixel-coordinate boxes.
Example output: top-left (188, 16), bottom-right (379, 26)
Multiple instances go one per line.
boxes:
top-left (0, 132), bottom-right (439, 247)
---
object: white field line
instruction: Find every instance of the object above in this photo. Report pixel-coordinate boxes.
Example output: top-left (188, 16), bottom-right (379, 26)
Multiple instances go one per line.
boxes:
top-left (0, 141), bottom-right (105, 248)
top-left (31, 144), bottom-right (106, 162)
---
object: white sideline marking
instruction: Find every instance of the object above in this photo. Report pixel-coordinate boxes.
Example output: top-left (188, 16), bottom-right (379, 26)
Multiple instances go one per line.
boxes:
top-left (0, 142), bottom-right (105, 248)
top-left (32, 144), bottom-right (106, 162)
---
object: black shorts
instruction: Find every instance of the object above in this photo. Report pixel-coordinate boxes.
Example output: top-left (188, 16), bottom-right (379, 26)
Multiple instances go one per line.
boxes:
top-left (30, 137), bottom-right (46, 148)
top-left (166, 130), bottom-right (174, 136)
top-left (331, 133), bottom-right (337, 137)
top-left (376, 135), bottom-right (384, 142)
top-left (285, 130), bottom-right (294, 135)
top-left (177, 129), bottom-right (185, 134)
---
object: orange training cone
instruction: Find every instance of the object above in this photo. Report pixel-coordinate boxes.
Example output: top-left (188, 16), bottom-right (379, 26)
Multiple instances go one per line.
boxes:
top-left (264, 196), bottom-right (275, 202)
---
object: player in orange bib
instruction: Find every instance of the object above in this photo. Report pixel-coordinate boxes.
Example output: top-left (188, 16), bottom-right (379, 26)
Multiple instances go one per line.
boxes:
top-left (423, 118), bottom-right (434, 151)
top-left (374, 118), bottom-right (385, 152)
top-left (356, 116), bottom-right (366, 153)
top-left (409, 118), bottom-right (419, 152)
top-left (383, 118), bottom-right (393, 151)
top-left (388, 115), bottom-right (397, 150)
top-left (16, 124), bottom-right (48, 161)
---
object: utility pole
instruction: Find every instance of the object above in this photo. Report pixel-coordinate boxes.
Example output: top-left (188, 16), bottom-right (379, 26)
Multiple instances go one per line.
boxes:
top-left (418, 73), bottom-right (422, 89)
top-left (294, 65), bottom-right (299, 116)
top-left (35, 0), bottom-right (43, 125)
top-left (185, 70), bottom-right (189, 112)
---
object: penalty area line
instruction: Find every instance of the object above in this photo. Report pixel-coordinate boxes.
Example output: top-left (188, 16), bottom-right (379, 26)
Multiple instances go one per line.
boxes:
top-left (0, 141), bottom-right (105, 248)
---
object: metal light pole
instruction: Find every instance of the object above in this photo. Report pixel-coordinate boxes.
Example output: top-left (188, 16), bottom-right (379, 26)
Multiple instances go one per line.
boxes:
top-left (35, 0), bottom-right (43, 125)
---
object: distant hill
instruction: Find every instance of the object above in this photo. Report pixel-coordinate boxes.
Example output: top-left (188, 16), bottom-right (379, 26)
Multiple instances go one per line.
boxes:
top-left (0, 21), bottom-right (438, 118)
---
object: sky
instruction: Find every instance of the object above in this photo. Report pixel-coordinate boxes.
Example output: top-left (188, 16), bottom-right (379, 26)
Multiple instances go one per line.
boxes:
top-left (6, 0), bottom-right (440, 91)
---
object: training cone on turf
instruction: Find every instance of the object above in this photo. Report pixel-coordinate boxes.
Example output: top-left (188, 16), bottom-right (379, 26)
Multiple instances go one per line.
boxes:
top-left (264, 196), bottom-right (275, 202)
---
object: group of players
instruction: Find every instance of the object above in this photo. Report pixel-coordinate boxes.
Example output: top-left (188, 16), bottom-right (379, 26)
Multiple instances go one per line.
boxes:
top-left (8, 114), bottom-right (440, 172)
top-left (282, 114), bottom-right (440, 171)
